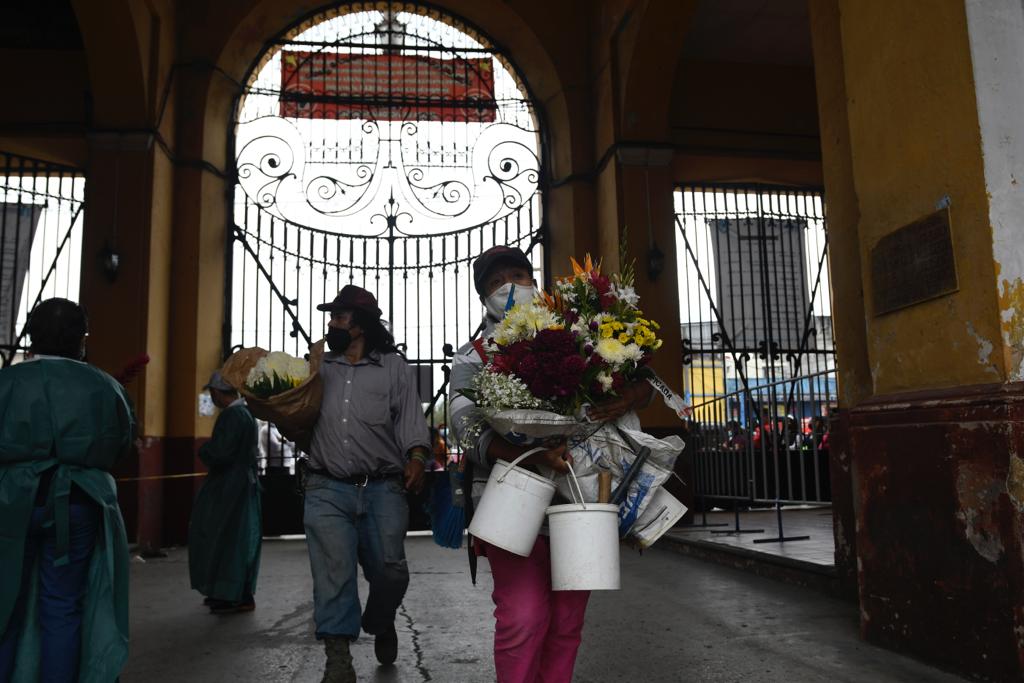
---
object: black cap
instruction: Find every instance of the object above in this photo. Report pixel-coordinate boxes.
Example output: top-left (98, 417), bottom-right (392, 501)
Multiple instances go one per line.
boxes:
top-left (316, 284), bottom-right (382, 318)
top-left (472, 246), bottom-right (533, 295)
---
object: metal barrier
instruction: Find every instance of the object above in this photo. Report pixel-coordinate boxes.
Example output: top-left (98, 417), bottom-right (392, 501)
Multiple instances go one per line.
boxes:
top-left (682, 369), bottom-right (835, 543)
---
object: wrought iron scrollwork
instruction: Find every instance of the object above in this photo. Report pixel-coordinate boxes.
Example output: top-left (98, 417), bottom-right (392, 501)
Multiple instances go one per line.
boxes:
top-left (235, 113), bottom-right (540, 237)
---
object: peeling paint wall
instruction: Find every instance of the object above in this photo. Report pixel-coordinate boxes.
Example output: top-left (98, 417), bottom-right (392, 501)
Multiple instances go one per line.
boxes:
top-left (965, 0), bottom-right (1024, 382)
top-left (956, 459), bottom-right (1006, 563)
top-left (851, 390), bottom-right (1024, 678)
top-left (838, 0), bottom-right (1005, 394)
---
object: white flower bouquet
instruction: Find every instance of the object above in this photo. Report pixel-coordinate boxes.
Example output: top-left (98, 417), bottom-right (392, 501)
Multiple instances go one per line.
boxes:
top-left (245, 351), bottom-right (311, 398)
top-left (221, 342), bottom-right (325, 449)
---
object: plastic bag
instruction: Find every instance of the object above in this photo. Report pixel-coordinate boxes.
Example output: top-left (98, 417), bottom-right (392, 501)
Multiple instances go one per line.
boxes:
top-left (542, 413), bottom-right (684, 541)
top-left (484, 408), bottom-right (588, 445)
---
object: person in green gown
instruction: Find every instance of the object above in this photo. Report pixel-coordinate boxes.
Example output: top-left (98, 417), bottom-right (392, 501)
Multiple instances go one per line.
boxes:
top-left (0, 298), bottom-right (135, 683)
top-left (188, 371), bottom-right (262, 614)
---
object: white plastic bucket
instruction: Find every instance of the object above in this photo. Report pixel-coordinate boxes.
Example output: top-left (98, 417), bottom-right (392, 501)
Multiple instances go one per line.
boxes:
top-left (468, 448), bottom-right (556, 557)
top-left (546, 465), bottom-right (621, 591)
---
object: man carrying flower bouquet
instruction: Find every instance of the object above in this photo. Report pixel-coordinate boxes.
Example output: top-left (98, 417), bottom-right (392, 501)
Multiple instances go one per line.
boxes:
top-left (450, 246), bottom-right (654, 683)
top-left (188, 371), bottom-right (262, 614)
top-left (304, 284), bottom-right (431, 683)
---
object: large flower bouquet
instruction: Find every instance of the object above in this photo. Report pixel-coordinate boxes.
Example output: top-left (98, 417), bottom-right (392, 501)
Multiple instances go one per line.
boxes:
top-left (459, 255), bottom-right (688, 545)
top-left (461, 255), bottom-right (661, 444)
top-left (221, 342), bottom-right (326, 449)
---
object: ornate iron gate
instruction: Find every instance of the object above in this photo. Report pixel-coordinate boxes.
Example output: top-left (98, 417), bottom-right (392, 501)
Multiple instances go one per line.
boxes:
top-left (675, 184), bottom-right (836, 512)
top-left (228, 3), bottom-right (545, 530)
top-left (0, 152), bottom-right (85, 367)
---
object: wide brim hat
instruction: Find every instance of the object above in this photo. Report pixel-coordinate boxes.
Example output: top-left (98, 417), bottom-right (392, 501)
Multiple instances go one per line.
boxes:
top-left (316, 284), bottom-right (382, 318)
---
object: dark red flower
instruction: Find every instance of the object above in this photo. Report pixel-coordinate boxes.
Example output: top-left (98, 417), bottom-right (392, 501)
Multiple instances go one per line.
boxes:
top-left (591, 273), bottom-right (611, 295)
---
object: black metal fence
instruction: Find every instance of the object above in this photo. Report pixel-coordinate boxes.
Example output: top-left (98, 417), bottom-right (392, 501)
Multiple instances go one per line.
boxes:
top-left (675, 185), bottom-right (836, 543)
top-left (227, 4), bottom-right (545, 480)
top-left (689, 369), bottom-right (835, 508)
top-left (0, 152), bottom-right (85, 367)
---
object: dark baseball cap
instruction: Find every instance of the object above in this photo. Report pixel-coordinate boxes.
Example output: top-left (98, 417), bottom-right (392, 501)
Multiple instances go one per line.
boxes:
top-left (472, 246), bottom-right (533, 295)
top-left (203, 371), bottom-right (234, 392)
top-left (316, 284), bottom-right (382, 318)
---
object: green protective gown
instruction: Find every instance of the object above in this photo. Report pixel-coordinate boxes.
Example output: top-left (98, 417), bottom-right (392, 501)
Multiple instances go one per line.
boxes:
top-left (188, 401), bottom-right (262, 602)
top-left (0, 357), bottom-right (134, 683)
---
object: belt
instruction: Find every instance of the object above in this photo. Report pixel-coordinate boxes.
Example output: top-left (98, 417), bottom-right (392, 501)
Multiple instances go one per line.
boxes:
top-left (306, 467), bottom-right (401, 487)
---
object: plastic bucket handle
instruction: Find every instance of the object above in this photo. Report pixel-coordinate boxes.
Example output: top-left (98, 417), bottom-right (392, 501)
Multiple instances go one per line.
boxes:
top-left (564, 461), bottom-right (587, 510)
top-left (495, 447), bottom-right (546, 484)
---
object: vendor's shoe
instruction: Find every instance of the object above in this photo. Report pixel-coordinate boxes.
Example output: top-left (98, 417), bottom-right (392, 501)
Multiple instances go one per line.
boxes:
top-left (322, 636), bottom-right (356, 683)
top-left (374, 624), bottom-right (398, 665)
top-left (210, 596), bottom-right (255, 614)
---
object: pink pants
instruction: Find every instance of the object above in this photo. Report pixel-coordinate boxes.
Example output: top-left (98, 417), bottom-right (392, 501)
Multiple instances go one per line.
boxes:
top-left (485, 536), bottom-right (591, 683)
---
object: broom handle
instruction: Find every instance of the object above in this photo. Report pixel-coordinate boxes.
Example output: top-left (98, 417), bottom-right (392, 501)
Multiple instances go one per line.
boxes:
top-left (598, 471), bottom-right (612, 504)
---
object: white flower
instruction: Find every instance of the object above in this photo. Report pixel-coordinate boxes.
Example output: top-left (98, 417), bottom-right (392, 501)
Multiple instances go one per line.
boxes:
top-left (596, 370), bottom-right (614, 393)
top-left (472, 369), bottom-right (553, 411)
top-left (595, 338), bottom-right (629, 365)
top-left (246, 351), bottom-right (309, 390)
top-left (611, 283), bottom-right (640, 307)
top-left (492, 301), bottom-right (560, 346)
top-left (623, 343), bottom-right (645, 362)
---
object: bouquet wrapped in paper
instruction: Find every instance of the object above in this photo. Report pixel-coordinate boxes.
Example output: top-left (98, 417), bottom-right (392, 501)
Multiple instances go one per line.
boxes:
top-left (221, 341), bottom-right (324, 449)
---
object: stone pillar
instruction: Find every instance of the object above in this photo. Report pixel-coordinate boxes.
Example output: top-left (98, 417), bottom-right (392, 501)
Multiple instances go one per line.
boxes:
top-left (809, 0), bottom-right (1024, 676)
top-left (80, 132), bottom-right (173, 554)
top-left (603, 146), bottom-right (684, 429)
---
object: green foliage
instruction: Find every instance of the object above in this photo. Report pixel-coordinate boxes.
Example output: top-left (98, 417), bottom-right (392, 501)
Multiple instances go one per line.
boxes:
top-left (246, 371), bottom-right (295, 399)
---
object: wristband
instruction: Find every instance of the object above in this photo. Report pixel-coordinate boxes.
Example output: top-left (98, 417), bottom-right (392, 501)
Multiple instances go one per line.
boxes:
top-left (410, 450), bottom-right (429, 465)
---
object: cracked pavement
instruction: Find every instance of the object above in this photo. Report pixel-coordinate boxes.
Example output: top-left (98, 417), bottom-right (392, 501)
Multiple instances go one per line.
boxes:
top-left (121, 536), bottom-right (968, 682)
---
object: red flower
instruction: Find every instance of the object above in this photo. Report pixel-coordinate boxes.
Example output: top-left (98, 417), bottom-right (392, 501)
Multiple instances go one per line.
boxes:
top-left (590, 273), bottom-right (611, 296)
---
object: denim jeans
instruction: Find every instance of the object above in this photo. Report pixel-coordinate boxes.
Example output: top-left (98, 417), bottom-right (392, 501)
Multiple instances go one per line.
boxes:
top-left (303, 473), bottom-right (410, 640)
top-left (0, 502), bottom-right (100, 682)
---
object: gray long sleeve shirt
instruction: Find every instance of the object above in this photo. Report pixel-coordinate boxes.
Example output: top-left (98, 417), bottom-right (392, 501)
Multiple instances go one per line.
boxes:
top-left (309, 350), bottom-right (431, 479)
top-left (449, 318), bottom-right (498, 505)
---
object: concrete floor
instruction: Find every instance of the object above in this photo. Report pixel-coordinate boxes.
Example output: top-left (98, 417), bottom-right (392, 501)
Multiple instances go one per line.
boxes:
top-left (122, 536), bottom-right (967, 683)
top-left (669, 506), bottom-right (838, 567)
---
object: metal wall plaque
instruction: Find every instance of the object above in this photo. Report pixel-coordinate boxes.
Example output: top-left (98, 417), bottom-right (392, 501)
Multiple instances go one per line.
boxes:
top-left (871, 207), bottom-right (958, 316)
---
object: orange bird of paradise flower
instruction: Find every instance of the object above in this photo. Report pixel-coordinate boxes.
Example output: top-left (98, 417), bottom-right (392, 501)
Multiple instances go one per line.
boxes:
top-left (570, 254), bottom-right (601, 279)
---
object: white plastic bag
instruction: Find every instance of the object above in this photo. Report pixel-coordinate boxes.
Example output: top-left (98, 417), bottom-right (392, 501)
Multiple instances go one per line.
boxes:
top-left (543, 413), bottom-right (684, 540)
top-left (630, 488), bottom-right (689, 548)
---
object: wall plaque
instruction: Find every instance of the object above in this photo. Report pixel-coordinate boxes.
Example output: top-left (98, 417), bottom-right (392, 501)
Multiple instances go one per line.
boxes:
top-left (871, 207), bottom-right (958, 316)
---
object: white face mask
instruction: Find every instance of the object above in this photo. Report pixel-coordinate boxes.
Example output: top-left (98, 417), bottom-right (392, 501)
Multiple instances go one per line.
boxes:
top-left (484, 283), bottom-right (537, 320)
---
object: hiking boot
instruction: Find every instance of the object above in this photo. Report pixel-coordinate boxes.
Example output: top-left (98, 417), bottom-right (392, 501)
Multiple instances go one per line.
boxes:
top-left (374, 624), bottom-right (398, 665)
top-left (322, 636), bottom-right (356, 683)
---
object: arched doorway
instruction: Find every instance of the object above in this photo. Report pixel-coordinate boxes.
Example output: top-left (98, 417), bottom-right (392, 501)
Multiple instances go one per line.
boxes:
top-left (227, 3), bottom-right (545, 518)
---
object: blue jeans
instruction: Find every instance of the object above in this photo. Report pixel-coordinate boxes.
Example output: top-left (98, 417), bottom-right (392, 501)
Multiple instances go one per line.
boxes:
top-left (0, 502), bottom-right (100, 682)
top-left (303, 473), bottom-right (410, 640)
